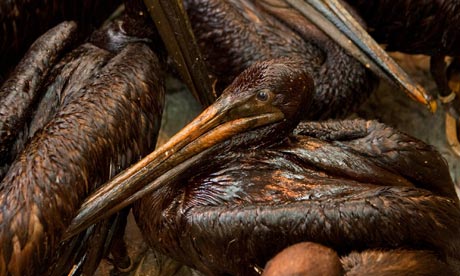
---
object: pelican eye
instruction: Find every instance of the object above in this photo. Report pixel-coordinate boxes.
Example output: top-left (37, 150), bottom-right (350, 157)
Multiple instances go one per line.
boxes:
top-left (256, 89), bottom-right (271, 102)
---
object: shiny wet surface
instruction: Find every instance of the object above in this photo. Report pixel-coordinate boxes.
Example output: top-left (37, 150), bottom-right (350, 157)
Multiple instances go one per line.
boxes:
top-left (95, 54), bottom-right (460, 275)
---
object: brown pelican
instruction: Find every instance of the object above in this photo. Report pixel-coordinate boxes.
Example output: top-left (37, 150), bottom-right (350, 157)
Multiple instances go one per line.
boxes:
top-left (0, 9), bottom-right (165, 275)
top-left (180, 0), bottom-right (434, 119)
top-left (66, 59), bottom-right (460, 275)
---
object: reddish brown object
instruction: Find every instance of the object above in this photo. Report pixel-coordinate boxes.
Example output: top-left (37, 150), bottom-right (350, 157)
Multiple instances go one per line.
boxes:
top-left (263, 242), bottom-right (342, 276)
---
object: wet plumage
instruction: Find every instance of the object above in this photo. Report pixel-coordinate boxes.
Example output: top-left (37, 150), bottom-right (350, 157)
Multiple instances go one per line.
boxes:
top-left (342, 0), bottom-right (460, 117)
top-left (183, 0), bottom-right (376, 119)
top-left (344, 0), bottom-right (460, 56)
top-left (0, 22), bottom-right (78, 178)
top-left (127, 60), bottom-right (460, 275)
top-left (2, 1), bottom-right (459, 275)
top-left (0, 20), bottom-right (165, 275)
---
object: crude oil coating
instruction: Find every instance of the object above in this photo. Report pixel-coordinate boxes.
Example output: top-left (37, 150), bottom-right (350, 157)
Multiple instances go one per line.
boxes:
top-left (345, 0), bottom-right (460, 56)
top-left (0, 35), bottom-right (164, 275)
top-left (133, 60), bottom-right (459, 275)
top-left (183, 0), bottom-right (376, 119)
top-left (0, 22), bottom-right (78, 179)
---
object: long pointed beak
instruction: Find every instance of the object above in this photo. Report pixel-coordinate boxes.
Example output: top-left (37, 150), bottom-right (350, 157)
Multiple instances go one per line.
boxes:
top-left (143, 0), bottom-right (216, 107)
top-left (262, 0), bottom-right (436, 112)
top-left (64, 90), bottom-right (284, 239)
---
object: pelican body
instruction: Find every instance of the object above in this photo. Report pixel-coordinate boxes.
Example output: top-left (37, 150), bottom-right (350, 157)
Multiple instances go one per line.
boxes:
top-left (0, 15), bottom-right (165, 275)
top-left (344, 0), bottom-right (460, 56)
top-left (344, 0), bottom-right (460, 118)
top-left (134, 117), bottom-right (460, 275)
top-left (183, 0), bottom-right (376, 119)
top-left (67, 58), bottom-right (460, 275)
top-left (5, 1), bottom-right (460, 275)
